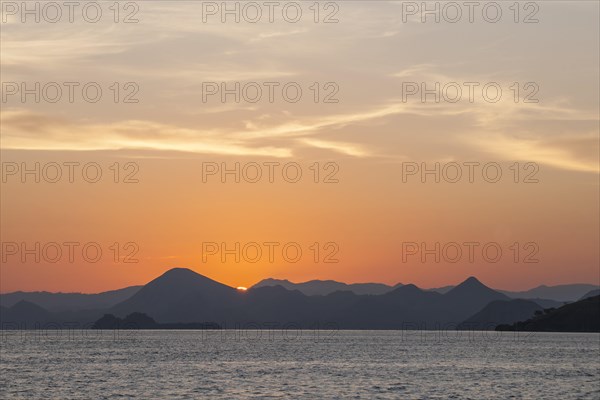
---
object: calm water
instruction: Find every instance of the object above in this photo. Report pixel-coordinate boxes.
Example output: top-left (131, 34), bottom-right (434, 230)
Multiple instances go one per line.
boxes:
top-left (1, 330), bottom-right (599, 399)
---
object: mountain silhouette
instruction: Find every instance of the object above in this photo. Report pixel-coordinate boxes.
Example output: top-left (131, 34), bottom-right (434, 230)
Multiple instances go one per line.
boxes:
top-left (443, 277), bottom-right (510, 318)
top-left (500, 284), bottom-right (599, 303)
top-left (237, 285), bottom-right (316, 326)
top-left (496, 296), bottom-right (600, 332)
top-left (91, 312), bottom-right (220, 329)
top-left (109, 268), bottom-right (241, 323)
top-left (330, 284), bottom-right (447, 329)
top-left (579, 289), bottom-right (600, 301)
top-left (252, 278), bottom-right (399, 296)
top-left (0, 286), bottom-right (141, 312)
top-left (2, 268), bottom-right (597, 330)
top-left (0, 300), bottom-right (52, 328)
top-left (107, 270), bottom-right (512, 328)
top-left (517, 298), bottom-right (563, 309)
top-left (426, 285), bottom-right (455, 294)
top-left (6, 300), bottom-right (50, 320)
top-left (252, 278), bottom-right (591, 304)
top-left (0, 299), bottom-right (105, 329)
top-left (458, 299), bottom-right (542, 330)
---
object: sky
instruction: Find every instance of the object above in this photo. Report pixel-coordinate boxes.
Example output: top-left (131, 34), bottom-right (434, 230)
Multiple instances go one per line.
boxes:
top-left (1, 1), bottom-right (599, 293)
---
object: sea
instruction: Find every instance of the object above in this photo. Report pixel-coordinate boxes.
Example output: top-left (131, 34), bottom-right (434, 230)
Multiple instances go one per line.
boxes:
top-left (1, 330), bottom-right (599, 399)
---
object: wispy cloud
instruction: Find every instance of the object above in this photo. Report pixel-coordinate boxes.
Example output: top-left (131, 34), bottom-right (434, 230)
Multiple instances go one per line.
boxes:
top-left (1, 109), bottom-right (292, 157)
top-left (1, 4), bottom-right (597, 172)
top-left (299, 138), bottom-right (371, 157)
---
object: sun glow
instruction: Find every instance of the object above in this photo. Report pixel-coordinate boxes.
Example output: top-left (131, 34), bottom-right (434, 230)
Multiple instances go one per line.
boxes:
top-left (237, 286), bottom-right (248, 291)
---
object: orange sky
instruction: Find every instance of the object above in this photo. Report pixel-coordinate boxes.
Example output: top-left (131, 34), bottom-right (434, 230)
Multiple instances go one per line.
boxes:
top-left (1, 2), bottom-right (599, 293)
top-left (1, 150), bottom-right (598, 293)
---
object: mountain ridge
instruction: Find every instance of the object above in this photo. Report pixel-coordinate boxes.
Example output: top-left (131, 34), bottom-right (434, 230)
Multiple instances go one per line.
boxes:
top-left (2, 268), bottom-right (598, 331)
top-left (0, 286), bottom-right (142, 312)
top-left (251, 276), bottom-right (596, 302)
top-left (496, 296), bottom-right (600, 332)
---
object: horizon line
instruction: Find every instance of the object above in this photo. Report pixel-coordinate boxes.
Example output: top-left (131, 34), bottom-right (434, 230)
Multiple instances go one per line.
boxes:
top-left (1, 267), bottom-right (598, 296)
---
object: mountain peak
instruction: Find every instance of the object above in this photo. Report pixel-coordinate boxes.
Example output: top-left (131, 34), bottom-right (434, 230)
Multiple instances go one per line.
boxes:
top-left (161, 267), bottom-right (198, 277)
top-left (443, 276), bottom-right (509, 318)
top-left (446, 276), bottom-right (508, 300)
top-left (110, 268), bottom-right (237, 323)
top-left (254, 278), bottom-right (292, 286)
top-left (387, 283), bottom-right (424, 296)
top-left (9, 300), bottom-right (50, 318)
top-left (149, 268), bottom-right (233, 290)
top-left (457, 276), bottom-right (485, 288)
top-left (12, 299), bottom-right (47, 311)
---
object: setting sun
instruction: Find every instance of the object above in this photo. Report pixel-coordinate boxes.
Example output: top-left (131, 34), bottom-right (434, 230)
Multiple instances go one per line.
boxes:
top-left (0, 2), bottom-right (598, 399)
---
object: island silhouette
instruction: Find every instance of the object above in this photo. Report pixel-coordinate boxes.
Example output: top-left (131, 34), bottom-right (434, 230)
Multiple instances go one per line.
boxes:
top-left (1, 268), bottom-right (598, 332)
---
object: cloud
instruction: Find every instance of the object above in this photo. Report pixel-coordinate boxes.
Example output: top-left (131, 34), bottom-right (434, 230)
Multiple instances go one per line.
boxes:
top-left (0, 109), bottom-right (293, 157)
top-left (469, 132), bottom-right (599, 174)
top-left (1, 4), bottom-right (597, 173)
top-left (298, 138), bottom-right (371, 157)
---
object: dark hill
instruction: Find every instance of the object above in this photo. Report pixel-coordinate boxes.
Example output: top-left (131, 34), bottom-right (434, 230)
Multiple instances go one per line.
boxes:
top-left (500, 284), bottom-right (600, 303)
top-left (252, 278), bottom-right (397, 296)
top-left (496, 296), bottom-right (600, 332)
top-left (106, 270), bottom-right (512, 329)
top-left (5, 268), bottom-right (567, 330)
top-left (110, 268), bottom-right (241, 323)
top-left (579, 289), bottom-right (600, 301)
top-left (92, 312), bottom-right (220, 329)
top-left (443, 277), bottom-right (510, 318)
top-left (0, 300), bottom-right (52, 328)
top-left (459, 299), bottom-right (542, 330)
top-left (0, 286), bottom-right (141, 312)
